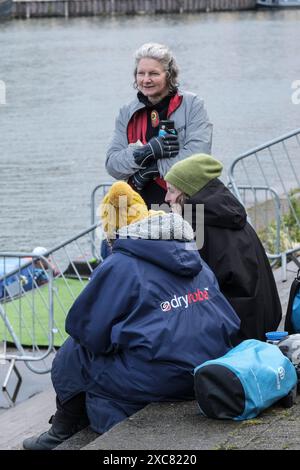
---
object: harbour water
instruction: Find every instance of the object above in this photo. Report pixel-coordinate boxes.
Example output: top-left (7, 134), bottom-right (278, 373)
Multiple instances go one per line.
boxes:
top-left (0, 10), bottom-right (299, 251)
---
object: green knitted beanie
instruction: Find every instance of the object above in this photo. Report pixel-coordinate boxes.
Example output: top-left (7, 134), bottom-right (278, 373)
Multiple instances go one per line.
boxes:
top-left (165, 154), bottom-right (223, 197)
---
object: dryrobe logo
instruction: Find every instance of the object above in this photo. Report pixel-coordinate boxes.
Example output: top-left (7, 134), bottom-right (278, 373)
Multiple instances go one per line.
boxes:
top-left (276, 366), bottom-right (286, 390)
top-left (160, 288), bottom-right (209, 312)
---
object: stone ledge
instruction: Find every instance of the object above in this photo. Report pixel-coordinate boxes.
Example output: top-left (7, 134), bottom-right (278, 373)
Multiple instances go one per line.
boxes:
top-left (82, 399), bottom-right (300, 450)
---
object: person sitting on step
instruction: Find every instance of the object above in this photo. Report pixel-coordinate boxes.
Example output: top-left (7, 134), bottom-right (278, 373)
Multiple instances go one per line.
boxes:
top-left (23, 181), bottom-right (240, 450)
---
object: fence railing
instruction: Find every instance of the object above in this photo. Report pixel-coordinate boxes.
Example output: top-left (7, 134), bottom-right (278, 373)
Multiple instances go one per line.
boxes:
top-left (0, 224), bottom-right (100, 405)
top-left (228, 128), bottom-right (300, 281)
top-left (90, 182), bottom-right (113, 259)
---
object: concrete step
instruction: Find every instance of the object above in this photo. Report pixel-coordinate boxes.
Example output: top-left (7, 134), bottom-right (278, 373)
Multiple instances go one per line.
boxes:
top-left (82, 399), bottom-right (300, 451)
top-left (5, 394), bottom-right (300, 451)
top-left (0, 384), bottom-right (99, 450)
top-left (0, 386), bottom-right (55, 450)
top-left (55, 427), bottom-right (100, 450)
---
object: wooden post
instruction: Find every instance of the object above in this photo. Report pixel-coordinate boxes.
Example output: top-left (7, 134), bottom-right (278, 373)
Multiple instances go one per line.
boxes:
top-left (64, 0), bottom-right (69, 17)
top-left (110, 0), bottom-right (115, 14)
top-left (26, 1), bottom-right (30, 18)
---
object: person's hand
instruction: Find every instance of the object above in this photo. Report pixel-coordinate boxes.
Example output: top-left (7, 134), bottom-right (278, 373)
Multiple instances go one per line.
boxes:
top-left (131, 162), bottom-right (159, 191)
top-left (133, 150), bottom-right (154, 169)
top-left (133, 134), bottom-right (179, 165)
top-left (149, 134), bottom-right (179, 159)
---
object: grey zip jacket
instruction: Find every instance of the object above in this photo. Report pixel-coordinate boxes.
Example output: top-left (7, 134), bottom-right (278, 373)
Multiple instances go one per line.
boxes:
top-left (105, 90), bottom-right (213, 180)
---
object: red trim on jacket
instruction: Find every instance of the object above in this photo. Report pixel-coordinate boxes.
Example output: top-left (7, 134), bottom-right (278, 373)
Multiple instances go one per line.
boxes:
top-left (167, 93), bottom-right (183, 119)
top-left (127, 92), bottom-right (183, 190)
top-left (127, 108), bottom-right (148, 145)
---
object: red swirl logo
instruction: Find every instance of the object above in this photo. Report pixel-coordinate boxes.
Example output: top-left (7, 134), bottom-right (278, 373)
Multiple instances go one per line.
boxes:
top-left (160, 301), bottom-right (171, 312)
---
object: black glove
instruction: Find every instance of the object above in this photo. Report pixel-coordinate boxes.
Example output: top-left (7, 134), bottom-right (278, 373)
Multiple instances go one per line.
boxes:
top-left (133, 134), bottom-right (179, 165)
top-left (133, 150), bottom-right (154, 169)
top-left (131, 162), bottom-right (160, 191)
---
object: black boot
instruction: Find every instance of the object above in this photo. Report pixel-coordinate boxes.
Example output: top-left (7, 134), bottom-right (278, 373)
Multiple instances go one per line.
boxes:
top-left (23, 393), bottom-right (89, 450)
top-left (23, 411), bottom-right (89, 450)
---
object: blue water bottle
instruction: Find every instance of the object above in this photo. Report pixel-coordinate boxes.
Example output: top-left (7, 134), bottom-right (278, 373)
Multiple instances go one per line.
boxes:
top-left (265, 331), bottom-right (289, 345)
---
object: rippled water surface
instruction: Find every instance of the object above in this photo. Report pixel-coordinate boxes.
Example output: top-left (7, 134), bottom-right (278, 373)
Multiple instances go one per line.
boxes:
top-left (0, 10), bottom-right (299, 250)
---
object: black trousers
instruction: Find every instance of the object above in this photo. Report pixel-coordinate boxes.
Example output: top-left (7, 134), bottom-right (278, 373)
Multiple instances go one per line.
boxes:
top-left (56, 392), bottom-right (89, 424)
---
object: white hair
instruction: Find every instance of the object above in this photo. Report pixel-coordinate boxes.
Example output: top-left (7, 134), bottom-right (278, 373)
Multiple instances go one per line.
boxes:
top-left (133, 43), bottom-right (179, 92)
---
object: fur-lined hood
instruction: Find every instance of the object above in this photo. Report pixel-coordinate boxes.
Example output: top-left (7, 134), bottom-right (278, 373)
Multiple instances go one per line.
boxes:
top-left (117, 212), bottom-right (194, 241)
top-left (113, 213), bottom-right (201, 277)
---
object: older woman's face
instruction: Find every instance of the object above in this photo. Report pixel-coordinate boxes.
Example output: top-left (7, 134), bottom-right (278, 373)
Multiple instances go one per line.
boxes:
top-left (165, 183), bottom-right (184, 214)
top-left (136, 58), bottom-right (168, 103)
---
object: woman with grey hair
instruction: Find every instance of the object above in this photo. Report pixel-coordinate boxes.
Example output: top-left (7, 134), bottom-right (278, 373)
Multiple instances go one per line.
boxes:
top-left (105, 43), bottom-right (213, 208)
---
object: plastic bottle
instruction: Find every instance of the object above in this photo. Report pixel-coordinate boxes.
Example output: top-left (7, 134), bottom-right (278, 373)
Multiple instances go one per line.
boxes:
top-left (158, 128), bottom-right (167, 137)
top-left (265, 331), bottom-right (289, 345)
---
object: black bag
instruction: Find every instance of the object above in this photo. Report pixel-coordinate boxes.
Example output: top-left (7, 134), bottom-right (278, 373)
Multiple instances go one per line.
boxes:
top-left (284, 269), bottom-right (300, 334)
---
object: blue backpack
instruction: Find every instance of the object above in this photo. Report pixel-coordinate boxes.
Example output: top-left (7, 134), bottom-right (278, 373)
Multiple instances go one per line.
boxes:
top-left (285, 269), bottom-right (300, 334)
top-left (194, 339), bottom-right (297, 421)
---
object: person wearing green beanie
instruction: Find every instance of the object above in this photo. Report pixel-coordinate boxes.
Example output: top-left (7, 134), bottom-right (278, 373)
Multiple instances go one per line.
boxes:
top-left (165, 153), bottom-right (223, 197)
top-left (165, 153), bottom-right (282, 342)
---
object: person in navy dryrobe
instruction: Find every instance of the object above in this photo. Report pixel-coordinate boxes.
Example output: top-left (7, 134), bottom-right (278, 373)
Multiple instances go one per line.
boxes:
top-left (23, 182), bottom-right (240, 450)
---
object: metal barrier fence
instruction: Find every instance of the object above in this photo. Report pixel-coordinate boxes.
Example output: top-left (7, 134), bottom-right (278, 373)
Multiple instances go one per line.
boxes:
top-left (0, 224), bottom-right (100, 405)
top-left (228, 128), bottom-right (300, 281)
